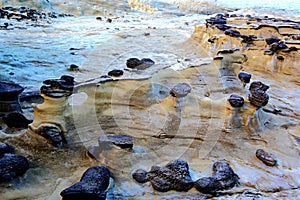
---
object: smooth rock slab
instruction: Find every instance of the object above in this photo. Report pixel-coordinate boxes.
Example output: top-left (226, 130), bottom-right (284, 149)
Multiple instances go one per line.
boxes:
top-left (133, 159), bottom-right (194, 192)
top-left (194, 161), bottom-right (239, 194)
top-left (0, 153), bottom-right (29, 183)
top-left (60, 166), bottom-right (111, 200)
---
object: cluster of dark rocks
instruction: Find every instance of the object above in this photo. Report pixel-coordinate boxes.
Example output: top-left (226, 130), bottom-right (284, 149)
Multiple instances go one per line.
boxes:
top-left (41, 75), bottom-right (75, 98)
top-left (106, 57), bottom-right (155, 78)
top-left (0, 142), bottom-right (29, 183)
top-left (0, 6), bottom-right (72, 22)
top-left (133, 159), bottom-right (239, 195)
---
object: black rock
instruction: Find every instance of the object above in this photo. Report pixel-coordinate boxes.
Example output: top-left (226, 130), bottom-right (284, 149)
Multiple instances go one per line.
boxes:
top-left (37, 125), bottom-right (66, 147)
top-left (249, 89), bottom-right (269, 107)
top-left (265, 37), bottom-right (280, 45)
top-left (0, 153), bottom-right (29, 183)
top-left (98, 134), bottom-right (133, 150)
top-left (194, 162), bottom-right (239, 194)
top-left (0, 81), bottom-right (24, 101)
top-left (241, 35), bottom-right (257, 43)
top-left (126, 58), bottom-right (142, 69)
top-left (3, 112), bottom-right (32, 128)
top-left (238, 72), bottom-right (251, 84)
top-left (41, 75), bottom-right (75, 97)
top-left (107, 69), bottom-right (124, 77)
top-left (132, 169), bottom-right (149, 183)
top-left (206, 18), bottom-right (227, 25)
top-left (60, 166), bottom-right (111, 200)
top-left (249, 81), bottom-right (269, 92)
top-left (0, 143), bottom-right (14, 158)
top-left (224, 29), bottom-right (241, 37)
top-left (256, 149), bottom-right (277, 166)
top-left (133, 159), bottom-right (194, 192)
top-left (228, 94), bottom-right (244, 108)
top-left (170, 83), bottom-right (192, 98)
top-left (269, 42), bottom-right (288, 52)
top-left (68, 64), bottom-right (80, 71)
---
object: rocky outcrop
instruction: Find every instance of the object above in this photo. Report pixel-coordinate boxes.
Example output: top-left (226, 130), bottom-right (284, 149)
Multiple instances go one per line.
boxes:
top-left (28, 75), bottom-right (75, 147)
top-left (60, 166), bottom-right (111, 200)
top-left (133, 159), bottom-right (194, 192)
top-left (192, 14), bottom-right (300, 76)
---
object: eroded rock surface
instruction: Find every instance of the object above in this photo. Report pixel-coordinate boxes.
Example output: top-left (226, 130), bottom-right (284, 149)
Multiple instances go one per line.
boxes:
top-left (133, 159), bottom-right (194, 192)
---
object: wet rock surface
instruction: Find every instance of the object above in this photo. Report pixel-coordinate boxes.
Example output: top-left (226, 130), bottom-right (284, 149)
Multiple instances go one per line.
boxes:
top-left (0, 3), bottom-right (300, 200)
top-left (60, 166), bottom-right (111, 200)
top-left (133, 159), bottom-right (194, 192)
top-left (194, 162), bottom-right (239, 194)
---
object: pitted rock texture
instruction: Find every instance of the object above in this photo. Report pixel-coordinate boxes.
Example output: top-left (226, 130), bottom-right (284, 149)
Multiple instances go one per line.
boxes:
top-left (133, 159), bottom-right (194, 192)
top-left (60, 166), bottom-right (111, 200)
top-left (194, 161), bottom-right (239, 194)
top-left (0, 153), bottom-right (29, 183)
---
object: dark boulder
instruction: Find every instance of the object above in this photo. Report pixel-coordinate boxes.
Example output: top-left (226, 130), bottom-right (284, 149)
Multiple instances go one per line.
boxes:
top-left (194, 162), bottom-right (239, 194)
top-left (107, 69), bottom-right (124, 77)
top-left (265, 37), bottom-right (280, 45)
top-left (60, 166), bottom-right (111, 200)
top-left (3, 112), bottom-right (32, 128)
top-left (238, 72), bottom-right (252, 84)
top-left (224, 29), bottom-right (241, 37)
top-left (126, 58), bottom-right (142, 69)
top-left (37, 125), bottom-right (66, 147)
top-left (228, 94), bottom-right (244, 108)
top-left (133, 159), bottom-right (194, 192)
top-left (256, 149), bottom-right (277, 166)
top-left (0, 153), bottom-right (29, 183)
top-left (41, 75), bottom-right (75, 98)
top-left (170, 83), bottom-right (192, 98)
top-left (0, 81), bottom-right (24, 115)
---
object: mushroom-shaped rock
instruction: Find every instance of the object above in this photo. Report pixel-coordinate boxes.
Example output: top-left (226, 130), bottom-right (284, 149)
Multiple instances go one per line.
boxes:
top-left (194, 161), bottom-right (239, 194)
top-left (0, 153), bottom-right (29, 183)
top-left (228, 94), bottom-right (244, 108)
top-left (256, 149), bottom-right (277, 166)
top-left (3, 112), bottom-right (32, 128)
top-left (60, 166), bottom-right (111, 200)
top-left (133, 159), bottom-right (194, 192)
top-left (170, 83), bottom-right (192, 98)
top-left (107, 69), bottom-right (124, 77)
top-left (98, 134), bottom-right (133, 151)
top-left (238, 72), bottom-right (251, 84)
top-left (41, 75), bottom-right (75, 98)
top-left (0, 81), bottom-right (24, 115)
